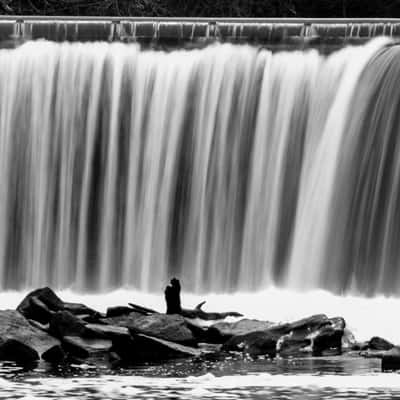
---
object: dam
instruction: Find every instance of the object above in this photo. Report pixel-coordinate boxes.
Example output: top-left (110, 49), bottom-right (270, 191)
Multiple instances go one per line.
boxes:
top-left (0, 18), bottom-right (398, 296)
top-left (0, 17), bottom-right (400, 46)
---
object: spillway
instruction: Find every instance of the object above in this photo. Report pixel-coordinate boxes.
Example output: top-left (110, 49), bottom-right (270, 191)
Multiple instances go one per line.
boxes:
top-left (0, 19), bottom-right (398, 295)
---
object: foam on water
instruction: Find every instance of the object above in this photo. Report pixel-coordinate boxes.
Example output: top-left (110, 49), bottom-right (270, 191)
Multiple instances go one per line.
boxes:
top-left (2, 372), bottom-right (400, 400)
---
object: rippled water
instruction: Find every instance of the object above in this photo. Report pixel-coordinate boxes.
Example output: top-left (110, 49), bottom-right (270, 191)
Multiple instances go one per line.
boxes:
top-left (1, 356), bottom-right (399, 400)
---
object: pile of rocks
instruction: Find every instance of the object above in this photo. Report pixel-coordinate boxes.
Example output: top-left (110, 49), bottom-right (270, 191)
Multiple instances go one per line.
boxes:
top-left (0, 286), bottom-right (397, 372)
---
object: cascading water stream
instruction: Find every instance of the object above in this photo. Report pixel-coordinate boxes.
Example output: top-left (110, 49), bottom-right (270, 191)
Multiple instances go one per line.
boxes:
top-left (0, 37), bottom-right (398, 296)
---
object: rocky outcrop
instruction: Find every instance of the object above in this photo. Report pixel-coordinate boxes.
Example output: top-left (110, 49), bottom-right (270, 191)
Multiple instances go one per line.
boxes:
top-left (2, 286), bottom-right (392, 370)
top-left (0, 310), bottom-right (64, 363)
top-left (222, 314), bottom-right (344, 358)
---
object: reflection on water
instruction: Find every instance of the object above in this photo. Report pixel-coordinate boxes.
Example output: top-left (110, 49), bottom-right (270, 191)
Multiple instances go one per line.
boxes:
top-left (0, 356), bottom-right (399, 399)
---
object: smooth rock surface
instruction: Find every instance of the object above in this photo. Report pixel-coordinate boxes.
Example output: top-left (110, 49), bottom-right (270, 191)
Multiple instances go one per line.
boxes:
top-left (368, 336), bottom-right (394, 351)
top-left (207, 319), bottom-right (275, 343)
top-left (49, 311), bottom-right (89, 338)
top-left (113, 333), bottom-right (201, 363)
top-left (222, 331), bottom-right (278, 358)
top-left (105, 313), bottom-right (196, 345)
top-left (62, 336), bottom-right (113, 359)
top-left (0, 310), bottom-right (62, 361)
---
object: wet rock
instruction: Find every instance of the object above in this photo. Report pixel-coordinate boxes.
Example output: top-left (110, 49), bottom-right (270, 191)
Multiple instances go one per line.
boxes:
top-left (222, 314), bottom-right (344, 359)
top-left (62, 302), bottom-right (98, 316)
top-left (312, 326), bottom-right (343, 356)
top-left (0, 339), bottom-right (39, 364)
top-left (368, 336), bottom-right (394, 351)
top-left (278, 335), bottom-right (312, 357)
top-left (49, 311), bottom-right (89, 338)
top-left (17, 287), bottom-right (63, 324)
top-left (280, 314), bottom-right (330, 339)
top-left (382, 347), bottom-right (400, 371)
top-left (207, 319), bottom-right (275, 343)
top-left (342, 328), bottom-right (357, 350)
top-left (105, 313), bottom-right (196, 345)
top-left (113, 333), bottom-right (200, 363)
top-left (222, 331), bottom-right (278, 358)
top-left (85, 324), bottom-right (130, 340)
top-left (42, 344), bottom-right (66, 363)
top-left (17, 287), bottom-right (99, 325)
top-left (106, 306), bottom-right (135, 318)
top-left (62, 336), bottom-right (112, 359)
top-left (0, 310), bottom-right (63, 362)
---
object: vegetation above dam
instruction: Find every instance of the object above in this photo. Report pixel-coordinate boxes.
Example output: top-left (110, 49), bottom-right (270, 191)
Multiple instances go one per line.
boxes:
top-left (0, 0), bottom-right (398, 18)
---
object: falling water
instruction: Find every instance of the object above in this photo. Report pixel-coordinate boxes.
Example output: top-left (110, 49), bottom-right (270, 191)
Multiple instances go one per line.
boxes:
top-left (0, 37), bottom-right (399, 295)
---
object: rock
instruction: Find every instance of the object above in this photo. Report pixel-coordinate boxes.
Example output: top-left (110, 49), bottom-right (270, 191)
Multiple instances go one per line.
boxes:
top-left (382, 347), bottom-right (400, 371)
top-left (62, 336), bottom-right (112, 359)
top-left (0, 339), bottom-right (39, 364)
top-left (106, 306), bottom-right (135, 318)
top-left (165, 278), bottom-right (182, 314)
top-left (207, 319), bottom-right (275, 343)
top-left (17, 287), bottom-right (99, 325)
top-left (368, 336), bottom-right (394, 351)
top-left (329, 317), bottom-right (346, 331)
top-left (279, 314), bottom-right (330, 339)
top-left (62, 302), bottom-right (98, 316)
top-left (85, 324), bottom-right (130, 340)
top-left (222, 331), bottom-right (278, 358)
top-left (105, 313), bottom-right (196, 345)
top-left (49, 311), bottom-right (88, 338)
top-left (342, 328), bottom-right (357, 350)
top-left (17, 287), bottom-right (63, 324)
top-left (278, 335), bottom-right (312, 357)
top-left (113, 333), bottom-right (200, 363)
top-left (28, 319), bottom-right (50, 332)
top-left (312, 326), bottom-right (343, 356)
top-left (222, 314), bottom-right (345, 359)
top-left (42, 345), bottom-right (66, 363)
top-left (0, 310), bottom-right (63, 362)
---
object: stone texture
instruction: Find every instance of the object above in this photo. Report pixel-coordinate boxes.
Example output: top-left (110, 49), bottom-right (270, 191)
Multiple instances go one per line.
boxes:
top-left (0, 310), bottom-right (63, 362)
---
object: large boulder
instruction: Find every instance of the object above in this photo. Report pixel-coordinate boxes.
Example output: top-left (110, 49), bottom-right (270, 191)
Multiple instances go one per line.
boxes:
top-left (49, 311), bottom-right (89, 338)
top-left (382, 347), bottom-right (400, 371)
top-left (368, 336), bottom-right (394, 351)
top-left (17, 287), bottom-right (98, 325)
top-left (62, 336), bottom-right (112, 359)
top-left (0, 339), bottom-right (39, 364)
top-left (207, 319), bottom-right (275, 343)
top-left (312, 326), bottom-right (343, 356)
top-left (104, 313), bottom-right (196, 345)
top-left (222, 331), bottom-right (278, 358)
top-left (17, 287), bottom-right (63, 324)
top-left (277, 335), bottom-right (312, 357)
top-left (0, 310), bottom-right (64, 363)
top-left (222, 314), bottom-right (345, 359)
top-left (112, 333), bottom-right (201, 363)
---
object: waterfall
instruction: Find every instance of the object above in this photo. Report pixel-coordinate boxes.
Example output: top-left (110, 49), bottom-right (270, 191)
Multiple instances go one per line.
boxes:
top-left (0, 38), bottom-right (398, 295)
